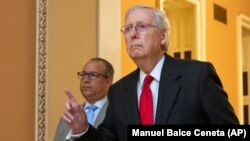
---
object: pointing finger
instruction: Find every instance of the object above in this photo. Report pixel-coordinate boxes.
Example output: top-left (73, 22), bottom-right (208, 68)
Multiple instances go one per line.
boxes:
top-left (64, 88), bottom-right (77, 103)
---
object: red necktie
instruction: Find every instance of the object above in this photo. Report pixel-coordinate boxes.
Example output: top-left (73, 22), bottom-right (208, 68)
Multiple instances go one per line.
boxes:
top-left (139, 75), bottom-right (154, 125)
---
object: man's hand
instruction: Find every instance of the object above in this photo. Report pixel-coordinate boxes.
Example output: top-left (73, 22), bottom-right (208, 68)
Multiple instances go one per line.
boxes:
top-left (62, 88), bottom-right (88, 134)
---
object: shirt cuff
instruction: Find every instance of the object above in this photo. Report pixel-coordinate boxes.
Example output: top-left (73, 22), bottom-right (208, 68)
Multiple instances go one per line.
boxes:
top-left (65, 124), bottom-right (89, 141)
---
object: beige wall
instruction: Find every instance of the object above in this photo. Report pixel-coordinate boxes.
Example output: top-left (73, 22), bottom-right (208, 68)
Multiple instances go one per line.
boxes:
top-left (0, 0), bottom-right (36, 141)
top-left (47, 0), bottom-right (98, 141)
top-left (0, 0), bottom-right (98, 141)
top-left (98, 0), bottom-right (122, 83)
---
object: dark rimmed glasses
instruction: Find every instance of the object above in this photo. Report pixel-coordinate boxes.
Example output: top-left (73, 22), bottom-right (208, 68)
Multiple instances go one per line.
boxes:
top-left (77, 71), bottom-right (108, 80)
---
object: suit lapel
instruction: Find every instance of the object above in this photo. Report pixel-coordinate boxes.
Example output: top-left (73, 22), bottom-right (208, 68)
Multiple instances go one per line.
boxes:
top-left (93, 100), bottom-right (108, 128)
top-left (155, 54), bottom-right (182, 124)
top-left (124, 69), bottom-right (141, 124)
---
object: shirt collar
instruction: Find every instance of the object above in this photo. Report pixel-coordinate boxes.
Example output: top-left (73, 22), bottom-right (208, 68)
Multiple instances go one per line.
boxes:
top-left (84, 96), bottom-right (107, 110)
top-left (139, 55), bottom-right (165, 88)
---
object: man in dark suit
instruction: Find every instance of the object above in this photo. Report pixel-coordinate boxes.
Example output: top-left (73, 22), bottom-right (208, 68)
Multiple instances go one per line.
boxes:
top-left (54, 57), bottom-right (113, 141)
top-left (62, 5), bottom-right (239, 141)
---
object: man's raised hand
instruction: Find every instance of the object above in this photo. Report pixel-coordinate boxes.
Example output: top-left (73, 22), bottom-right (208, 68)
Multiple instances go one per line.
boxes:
top-left (62, 88), bottom-right (88, 134)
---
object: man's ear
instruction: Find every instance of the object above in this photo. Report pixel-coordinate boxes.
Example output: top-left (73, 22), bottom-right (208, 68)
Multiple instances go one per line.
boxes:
top-left (107, 76), bottom-right (114, 86)
top-left (160, 30), bottom-right (168, 46)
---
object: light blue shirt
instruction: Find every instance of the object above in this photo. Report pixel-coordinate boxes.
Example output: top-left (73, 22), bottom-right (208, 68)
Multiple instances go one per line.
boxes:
top-left (84, 97), bottom-right (107, 124)
top-left (137, 55), bottom-right (165, 123)
top-left (65, 97), bottom-right (107, 140)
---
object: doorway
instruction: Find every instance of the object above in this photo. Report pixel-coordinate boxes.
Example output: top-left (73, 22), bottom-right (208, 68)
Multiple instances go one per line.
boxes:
top-left (237, 14), bottom-right (250, 124)
top-left (161, 0), bottom-right (206, 61)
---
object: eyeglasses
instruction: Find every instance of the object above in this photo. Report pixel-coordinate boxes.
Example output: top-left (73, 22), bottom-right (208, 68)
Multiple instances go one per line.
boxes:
top-left (77, 71), bottom-right (108, 80)
top-left (120, 23), bottom-right (158, 36)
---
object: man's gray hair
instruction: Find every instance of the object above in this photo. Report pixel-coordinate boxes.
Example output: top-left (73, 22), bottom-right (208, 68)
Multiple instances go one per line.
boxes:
top-left (125, 5), bottom-right (171, 51)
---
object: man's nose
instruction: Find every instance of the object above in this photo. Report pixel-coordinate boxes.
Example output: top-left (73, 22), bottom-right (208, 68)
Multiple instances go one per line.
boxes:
top-left (83, 75), bottom-right (91, 81)
top-left (129, 26), bottom-right (139, 37)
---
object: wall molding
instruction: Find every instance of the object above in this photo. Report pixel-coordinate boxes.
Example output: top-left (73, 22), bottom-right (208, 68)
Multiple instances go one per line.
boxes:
top-left (35, 0), bottom-right (48, 141)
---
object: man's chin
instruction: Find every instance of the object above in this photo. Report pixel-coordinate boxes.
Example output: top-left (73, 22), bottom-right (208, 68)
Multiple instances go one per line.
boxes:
top-left (130, 51), bottom-right (143, 59)
top-left (83, 91), bottom-right (92, 96)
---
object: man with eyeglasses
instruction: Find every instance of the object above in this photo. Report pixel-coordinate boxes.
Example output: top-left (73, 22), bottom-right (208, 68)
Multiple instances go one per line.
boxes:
top-left (54, 57), bottom-right (114, 141)
top-left (63, 5), bottom-right (239, 141)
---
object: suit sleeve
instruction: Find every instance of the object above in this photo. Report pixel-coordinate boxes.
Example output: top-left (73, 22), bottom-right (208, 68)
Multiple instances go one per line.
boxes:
top-left (53, 118), bottom-right (70, 141)
top-left (199, 62), bottom-right (239, 124)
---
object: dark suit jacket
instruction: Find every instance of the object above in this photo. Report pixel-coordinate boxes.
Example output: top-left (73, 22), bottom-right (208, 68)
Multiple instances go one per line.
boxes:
top-left (77, 54), bottom-right (239, 141)
top-left (53, 100), bottom-right (108, 141)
